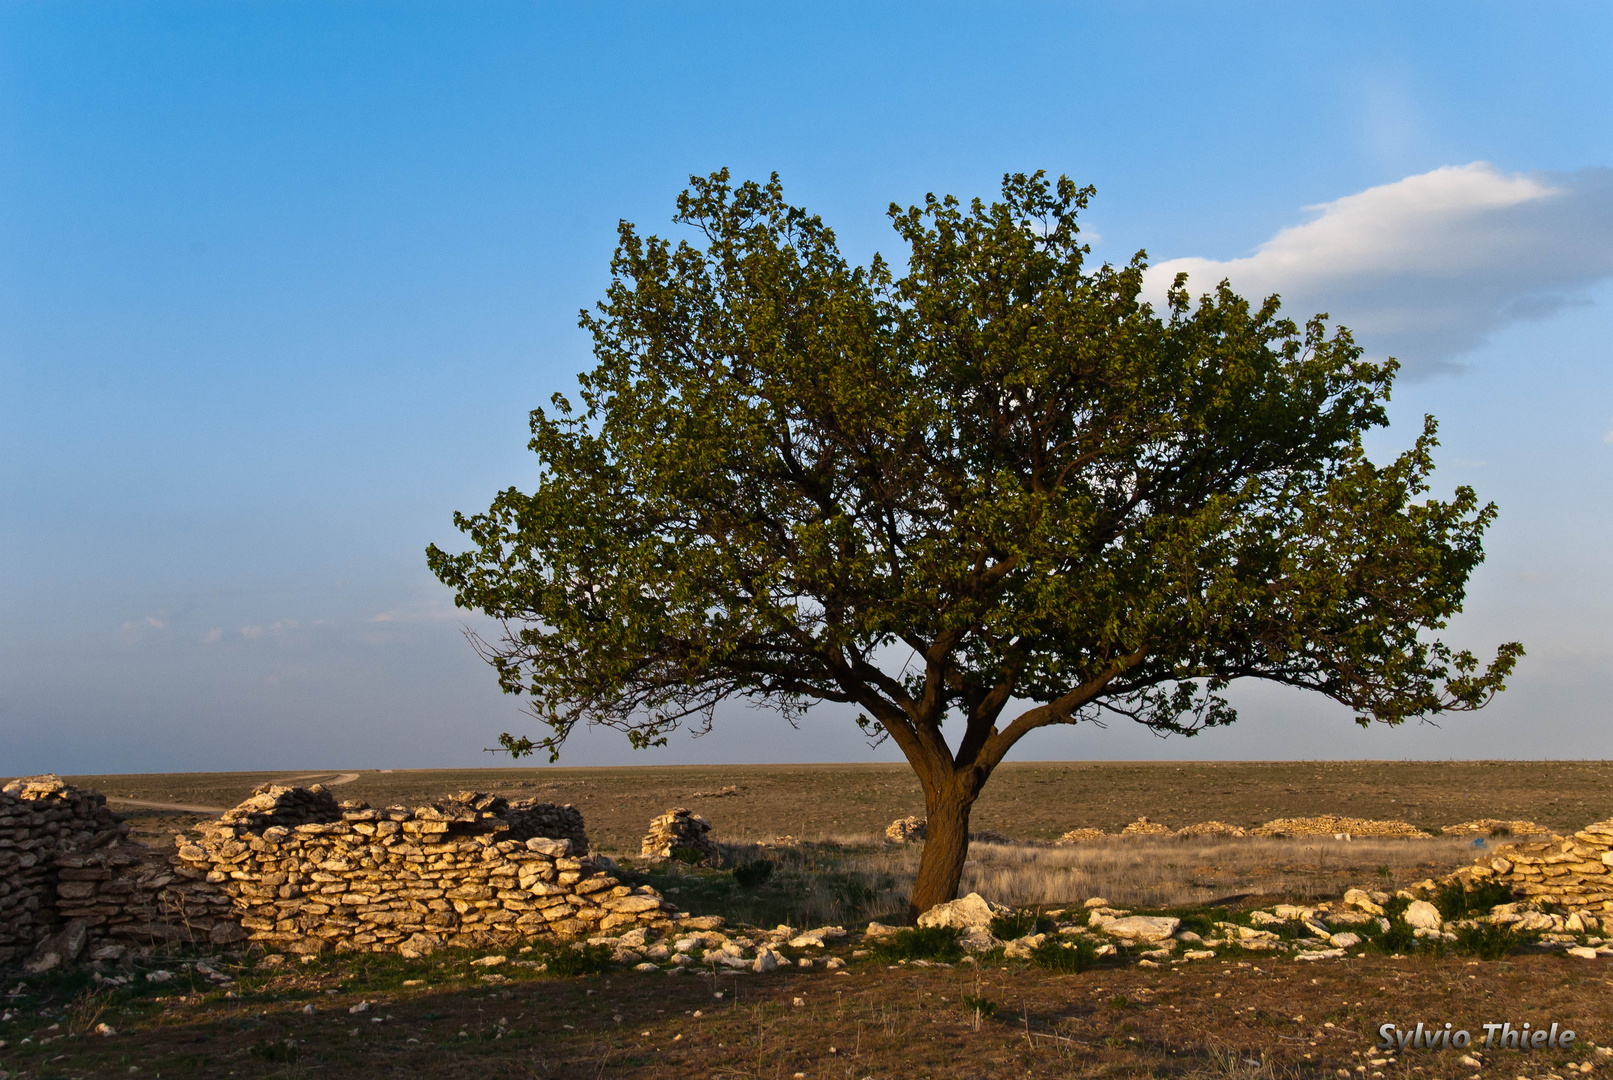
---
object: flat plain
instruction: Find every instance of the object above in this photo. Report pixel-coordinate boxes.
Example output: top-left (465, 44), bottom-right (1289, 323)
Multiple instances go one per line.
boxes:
top-left (6, 760), bottom-right (1607, 1079)
top-left (70, 759), bottom-right (1613, 853)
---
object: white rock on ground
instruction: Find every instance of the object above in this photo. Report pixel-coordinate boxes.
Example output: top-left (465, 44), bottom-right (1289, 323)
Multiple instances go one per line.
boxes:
top-left (1099, 916), bottom-right (1180, 942)
top-left (916, 892), bottom-right (1009, 930)
top-left (1403, 900), bottom-right (1442, 931)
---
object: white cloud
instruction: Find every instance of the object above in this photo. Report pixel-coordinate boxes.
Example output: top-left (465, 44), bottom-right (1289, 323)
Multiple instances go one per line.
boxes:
top-left (203, 627), bottom-right (224, 644)
top-left (1141, 163), bottom-right (1613, 375)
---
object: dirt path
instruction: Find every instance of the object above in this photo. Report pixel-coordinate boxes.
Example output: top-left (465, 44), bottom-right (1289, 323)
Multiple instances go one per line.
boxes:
top-left (104, 771), bottom-right (360, 816)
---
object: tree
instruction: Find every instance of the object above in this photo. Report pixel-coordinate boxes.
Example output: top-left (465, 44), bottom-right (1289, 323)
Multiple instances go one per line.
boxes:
top-left (427, 170), bottom-right (1521, 919)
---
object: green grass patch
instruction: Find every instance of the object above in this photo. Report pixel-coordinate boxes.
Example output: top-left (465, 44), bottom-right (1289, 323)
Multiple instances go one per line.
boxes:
top-left (1029, 936), bottom-right (1099, 973)
top-left (1433, 878), bottom-right (1519, 920)
top-left (867, 925), bottom-right (964, 963)
top-left (990, 909), bottom-right (1056, 939)
top-left (732, 859), bottom-right (776, 888)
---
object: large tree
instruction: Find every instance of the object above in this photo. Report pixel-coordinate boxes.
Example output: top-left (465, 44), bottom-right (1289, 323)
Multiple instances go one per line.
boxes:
top-left (428, 171), bottom-right (1521, 917)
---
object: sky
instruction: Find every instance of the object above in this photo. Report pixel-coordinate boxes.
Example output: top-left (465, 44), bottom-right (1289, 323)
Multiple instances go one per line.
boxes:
top-left (2, 3), bottom-right (1611, 775)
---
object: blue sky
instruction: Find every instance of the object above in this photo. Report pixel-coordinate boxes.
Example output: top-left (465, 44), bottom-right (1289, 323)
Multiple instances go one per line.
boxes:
top-left (2, 3), bottom-right (1610, 774)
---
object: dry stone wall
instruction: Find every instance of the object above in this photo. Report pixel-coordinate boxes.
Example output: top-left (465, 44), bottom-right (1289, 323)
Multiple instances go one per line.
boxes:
top-left (3, 775), bottom-right (680, 969)
top-left (0, 775), bottom-right (130, 963)
top-left (1459, 818), bottom-right (1613, 917)
top-left (172, 788), bottom-right (663, 956)
top-left (641, 809), bottom-right (720, 865)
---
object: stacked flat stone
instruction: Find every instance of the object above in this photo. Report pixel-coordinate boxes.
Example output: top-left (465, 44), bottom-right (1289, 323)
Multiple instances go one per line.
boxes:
top-left (172, 791), bottom-right (678, 956)
top-left (1053, 827), bottom-right (1107, 845)
top-left (1457, 818), bottom-right (1613, 916)
top-left (1442, 818), bottom-right (1550, 838)
top-left (0, 775), bottom-right (128, 963)
top-left (1175, 821), bottom-right (1248, 838)
top-left (1120, 816), bottom-right (1174, 836)
top-left (219, 782), bottom-right (342, 830)
top-left (884, 816), bottom-right (927, 844)
top-left (641, 808), bottom-right (721, 864)
top-left (1252, 815), bottom-right (1430, 839)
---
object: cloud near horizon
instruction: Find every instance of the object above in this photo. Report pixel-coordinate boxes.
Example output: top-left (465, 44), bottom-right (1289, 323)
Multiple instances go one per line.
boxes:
top-left (1140, 163), bottom-right (1613, 374)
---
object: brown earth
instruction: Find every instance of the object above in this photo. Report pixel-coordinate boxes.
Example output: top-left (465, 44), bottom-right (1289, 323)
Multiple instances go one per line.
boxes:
top-left (68, 760), bottom-right (1613, 855)
top-left (4, 947), bottom-right (1610, 1078)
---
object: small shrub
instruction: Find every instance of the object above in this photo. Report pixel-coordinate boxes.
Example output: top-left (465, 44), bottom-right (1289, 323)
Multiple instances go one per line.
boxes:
top-left (962, 994), bottom-right (999, 1019)
top-left (1433, 879), bottom-right (1518, 920)
top-left (990, 909), bottom-right (1055, 940)
top-left (671, 846), bottom-right (706, 865)
top-left (546, 943), bottom-right (613, 977)
top-left (733, 860), bottom-right (775, 888)
top-left (1451, 922), bottom-right (1537, 960)
top-left (868, 925), bottom-right (964, 963)
top-left (1030, 937), bottom-right (1098, 973)
top-left (248, 1039), bottom-right (298, 1063)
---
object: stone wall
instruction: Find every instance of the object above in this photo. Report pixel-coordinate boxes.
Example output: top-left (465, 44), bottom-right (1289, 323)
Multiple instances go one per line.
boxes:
top-left (168, 788), bottom-right (659, 956)
top-left (0, 775), bottom-right (129, 963)
top-left (3, 775), bottom-right (678, 968)
top-left (1458, 818), bottom-right (1613, 916)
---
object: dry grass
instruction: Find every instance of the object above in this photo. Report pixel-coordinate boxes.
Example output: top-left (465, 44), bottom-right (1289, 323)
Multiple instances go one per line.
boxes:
top-left (714, 832), bottom-right (1480, 915)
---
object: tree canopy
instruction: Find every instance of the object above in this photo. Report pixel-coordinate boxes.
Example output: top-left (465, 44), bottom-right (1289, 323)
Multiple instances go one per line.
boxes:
top-left (427, 170), bottom-right (1521, 915)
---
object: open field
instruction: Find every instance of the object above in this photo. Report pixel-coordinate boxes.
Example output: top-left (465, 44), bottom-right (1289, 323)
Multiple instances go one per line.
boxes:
top-left (11, 761), bottom-right (1608, 1078)
top-left (67, 760), bottom-right (1613, 855)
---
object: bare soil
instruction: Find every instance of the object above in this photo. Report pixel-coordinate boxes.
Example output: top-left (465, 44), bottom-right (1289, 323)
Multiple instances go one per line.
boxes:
top-left (4, 947), bottom-right (1610, 1079)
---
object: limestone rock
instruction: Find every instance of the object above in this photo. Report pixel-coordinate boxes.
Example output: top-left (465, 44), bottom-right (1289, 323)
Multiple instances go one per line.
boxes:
top-left (1120, 817), bottom-right (1173, 837)
top-left (916, 892), bottom-right (1009, 930)
top-left (1099, 916), bottom-right (1180, 942)
top-left (1403, 900), bottom-right (1442, 931)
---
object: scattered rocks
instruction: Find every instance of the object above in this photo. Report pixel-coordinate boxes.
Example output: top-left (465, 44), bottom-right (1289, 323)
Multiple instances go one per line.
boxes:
top-left (1120, 817), bottom-right (1174, 837)
top-left (641, 809), bottom-right (721, 866)
top-left (689, 786), bottom-right (742, 799)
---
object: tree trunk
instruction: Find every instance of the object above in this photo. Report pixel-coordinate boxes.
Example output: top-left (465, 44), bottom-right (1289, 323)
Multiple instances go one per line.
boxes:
top-left (906, 782), bottom-right (975, 922)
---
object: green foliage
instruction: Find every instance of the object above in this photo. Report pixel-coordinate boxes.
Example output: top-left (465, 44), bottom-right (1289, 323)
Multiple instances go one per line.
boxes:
top-left (732, 859), bottom-right (775, 888)
top-left (962, 994), bottom-right (999, 1018)
top-left (868, 925), bottom-right (965, 963)
top-left (1450, 922), bottom-right (1536, 960)
top-left (429, 167), bottom-right (1520, 907)
top-left (545, 943), bottom-right (613, 977)
top-left (1030, 936), bottom-right (1099, 973)
top-left (1433, 878), bottom-right (1518, 920)
top-left (990, 909), bottom-right (1056, 939)
top-left (671, 846), bottom-right (706, 866)
top-left (248, 1039), bottom-right (298, 1063)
